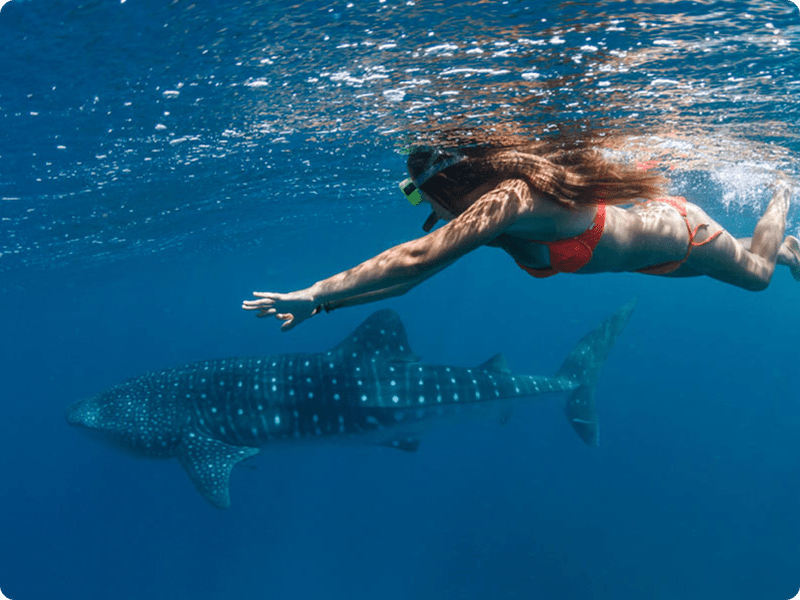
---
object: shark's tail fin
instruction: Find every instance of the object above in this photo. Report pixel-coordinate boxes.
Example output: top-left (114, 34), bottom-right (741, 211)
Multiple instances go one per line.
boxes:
top-left (556, 298), bottom-right (637, 447)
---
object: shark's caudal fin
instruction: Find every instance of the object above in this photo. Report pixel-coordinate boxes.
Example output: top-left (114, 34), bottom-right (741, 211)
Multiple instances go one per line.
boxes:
top-left (556, 298), bottom-right (637, 447)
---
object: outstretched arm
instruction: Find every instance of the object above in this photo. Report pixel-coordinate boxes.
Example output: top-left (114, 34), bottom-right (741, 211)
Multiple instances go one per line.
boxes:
top-left (242, 179), bottom-right (533, 330)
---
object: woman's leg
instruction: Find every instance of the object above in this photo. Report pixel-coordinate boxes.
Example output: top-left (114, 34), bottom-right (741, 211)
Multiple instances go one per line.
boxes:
top-left (749, 180), bottom-right (792, 267)
top-left (736, 234), bottom-right (800, 280)
top-left (685, 181), bottom-right (796, 290)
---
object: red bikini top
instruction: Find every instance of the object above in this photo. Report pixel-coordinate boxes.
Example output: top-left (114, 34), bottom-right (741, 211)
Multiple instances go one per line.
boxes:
top-left (516, 203), bottom-right (606, 279)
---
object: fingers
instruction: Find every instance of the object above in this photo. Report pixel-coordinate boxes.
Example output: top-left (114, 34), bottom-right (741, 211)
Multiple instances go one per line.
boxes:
top-left (242, 291), bottom-right (302, 331)
top-left (242, 300), bottom-right (273, 309)
top-left (244, 304), bottom-right (274, 314)
top-left (243, 303), bottom-right (272, 311)
top-left (244, 298), bottom-right (268, 306)
top-left (242, 292), bottom-right (276, 311)
top-left (278, 313), bottom-right (296, 332)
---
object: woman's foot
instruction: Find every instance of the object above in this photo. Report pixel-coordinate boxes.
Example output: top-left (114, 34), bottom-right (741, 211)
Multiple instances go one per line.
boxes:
top-left (782, 235), bottom-right (800, 281)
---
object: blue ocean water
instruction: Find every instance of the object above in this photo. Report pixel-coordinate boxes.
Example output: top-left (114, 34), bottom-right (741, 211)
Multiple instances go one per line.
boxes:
top-left (2, 0), bottom-right (800, 598)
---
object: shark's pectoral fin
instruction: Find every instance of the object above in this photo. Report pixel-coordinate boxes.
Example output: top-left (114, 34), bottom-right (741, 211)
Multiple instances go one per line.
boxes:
top-left (177, 432), bottom-right (259, 509)
top-left (381, 437), bottom-right (421, 452)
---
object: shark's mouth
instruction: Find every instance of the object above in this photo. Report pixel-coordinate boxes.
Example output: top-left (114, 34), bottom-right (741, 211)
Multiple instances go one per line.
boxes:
top-left (65, 400), bottom-right (94, 427)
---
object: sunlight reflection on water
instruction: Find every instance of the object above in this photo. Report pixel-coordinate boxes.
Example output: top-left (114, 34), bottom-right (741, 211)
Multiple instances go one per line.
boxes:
top-left (1, 0), bottom-right (798, 274)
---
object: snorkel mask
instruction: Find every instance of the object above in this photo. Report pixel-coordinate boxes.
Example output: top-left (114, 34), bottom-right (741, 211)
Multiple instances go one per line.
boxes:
top-left (399, 148), bottom-right (465, 208)
top-left (399, 177), bottom-right (423, 205)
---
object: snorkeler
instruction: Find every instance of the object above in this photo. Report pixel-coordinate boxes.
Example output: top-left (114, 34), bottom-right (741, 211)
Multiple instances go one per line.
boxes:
top-left (243, 144), bottom-right (800, 331)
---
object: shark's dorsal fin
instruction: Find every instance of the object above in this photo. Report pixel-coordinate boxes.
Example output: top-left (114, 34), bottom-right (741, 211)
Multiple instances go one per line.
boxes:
top-left (177, 432), bottom-right (259, 509)
top-left (478, 353), bottom-right (511, 373)
top-left (332, 309), bottom-right (419, 363)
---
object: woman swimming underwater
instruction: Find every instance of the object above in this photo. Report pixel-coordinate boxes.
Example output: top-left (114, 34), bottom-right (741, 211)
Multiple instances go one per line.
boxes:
top-left (244, 143), bottom-right (800, 331)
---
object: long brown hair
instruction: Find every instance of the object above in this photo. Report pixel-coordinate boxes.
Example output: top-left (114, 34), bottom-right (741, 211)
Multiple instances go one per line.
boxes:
top-left (408, 142), bottom-right (667, 215)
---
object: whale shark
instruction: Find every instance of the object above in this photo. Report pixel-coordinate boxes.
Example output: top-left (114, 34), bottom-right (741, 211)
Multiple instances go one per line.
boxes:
top-left (67, 300), bottom-right (636, 508)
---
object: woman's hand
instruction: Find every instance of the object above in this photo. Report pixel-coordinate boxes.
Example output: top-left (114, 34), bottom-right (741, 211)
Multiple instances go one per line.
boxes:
top-left (242, 289), bottom-right (318, 331)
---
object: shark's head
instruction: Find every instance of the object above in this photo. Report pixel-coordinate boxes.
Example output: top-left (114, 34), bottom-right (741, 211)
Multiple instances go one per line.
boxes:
top-left (66, 378), bottom-right (183, 458)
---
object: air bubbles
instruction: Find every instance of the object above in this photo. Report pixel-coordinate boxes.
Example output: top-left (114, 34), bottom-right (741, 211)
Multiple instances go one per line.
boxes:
top-left (383, 89), bottom-right (405, 102)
